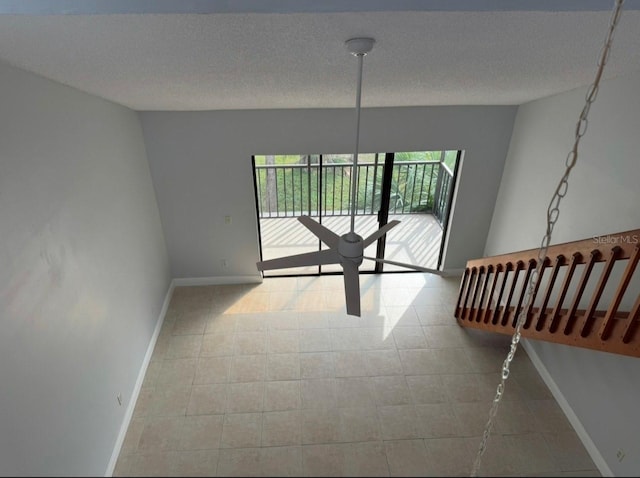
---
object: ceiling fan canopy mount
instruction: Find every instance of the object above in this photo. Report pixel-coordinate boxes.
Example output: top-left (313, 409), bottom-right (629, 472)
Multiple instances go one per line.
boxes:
top-left (345, 37), bottom-right (375, 56)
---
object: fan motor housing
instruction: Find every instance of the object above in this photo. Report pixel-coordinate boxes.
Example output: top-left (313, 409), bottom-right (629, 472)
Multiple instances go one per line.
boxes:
top-left (338, 232), bottom-right (364, 265)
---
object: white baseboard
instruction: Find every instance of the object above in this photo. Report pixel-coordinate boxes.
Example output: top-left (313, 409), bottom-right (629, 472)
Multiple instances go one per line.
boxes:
top-left (520, 339), bottom-right (613, 477)
top-left (104, 281), bottom-right (175, 477)
top-left (105, 273), bottom-right (263, 474)
top-left (173, 275), bottom-right (263, 287)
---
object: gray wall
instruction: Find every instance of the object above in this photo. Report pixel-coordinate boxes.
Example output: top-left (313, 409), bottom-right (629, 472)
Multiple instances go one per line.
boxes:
top-left (140, 106), bottom-right (516, 279)
top-left (485, 70), bottom-right (640, 476)
top-left (0, 61), bottom-right (170, 475)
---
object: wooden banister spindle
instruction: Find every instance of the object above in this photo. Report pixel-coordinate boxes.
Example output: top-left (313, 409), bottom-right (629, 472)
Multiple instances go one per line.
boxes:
top-left (581, 246), bottom-right (622, 338)
top-left (469, 266), bottom-right (485, 322)
top-left (599, 245), bottom-right (640, 341)
top-left (564, 250), bottom-right (599, 335)
top-left (455, 268), bottom-right (470, 317)
top-left (549, 252), bottom-right (581, 333)
top-left (622, 293), bottom-right (640, 344)
top-left (535, 255), bottom-right (565, 331)
top-left (475, 265), bottom-right (494, 322)
top-left (492, 262), bottom-right (513, 325)
top-left (512, 259), bottom-right (536, 327)
top-left (483, 264), bottom-right (503, 324)
top-left (461, 267), bottom-right (477, 320)
top-left (501, 261), bottom-right (524, 326)
top-left (524, 257), bottom-right (549, 329)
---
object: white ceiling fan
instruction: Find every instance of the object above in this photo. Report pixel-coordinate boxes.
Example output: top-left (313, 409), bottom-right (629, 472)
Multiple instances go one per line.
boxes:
top-left (256, 37), bottom-right (440, 316)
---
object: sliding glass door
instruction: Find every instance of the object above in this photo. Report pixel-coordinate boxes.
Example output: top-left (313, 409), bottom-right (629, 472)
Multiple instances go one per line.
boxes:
top-left (253, 150), bottom-right (460, 276)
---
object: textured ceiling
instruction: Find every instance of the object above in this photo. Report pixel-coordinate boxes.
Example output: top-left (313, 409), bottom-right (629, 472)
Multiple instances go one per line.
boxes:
top-left (0, 3), bottom-right (639, 110)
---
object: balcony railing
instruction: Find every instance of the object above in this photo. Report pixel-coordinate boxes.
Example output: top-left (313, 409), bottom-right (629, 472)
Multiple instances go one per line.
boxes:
top-left (255, 160), bottom-right (442, 219)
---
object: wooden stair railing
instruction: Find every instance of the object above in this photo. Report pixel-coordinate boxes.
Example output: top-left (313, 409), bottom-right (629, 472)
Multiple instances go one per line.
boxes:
top-left (455, 229), bottom-right (640, 358)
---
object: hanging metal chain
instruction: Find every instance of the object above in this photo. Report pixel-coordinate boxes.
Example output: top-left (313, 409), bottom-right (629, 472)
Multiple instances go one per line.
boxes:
top-left (470, 1), bottom-right (625, 476)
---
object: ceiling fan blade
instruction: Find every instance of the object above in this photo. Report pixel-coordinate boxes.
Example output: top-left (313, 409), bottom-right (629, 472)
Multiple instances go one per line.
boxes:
top-left (342, 260), bottom-right (361, 317)
top-left (363, 255), bottom-right (442, 275)
top-left (257, 249), bottom-right (339, 271)
top-left (298, 215), bottom-right (340, 248)
top-left (362, 220), bottom-right (401, 247)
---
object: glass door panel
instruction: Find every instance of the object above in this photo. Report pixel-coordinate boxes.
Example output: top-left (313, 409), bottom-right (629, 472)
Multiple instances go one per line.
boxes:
top-left (254, 154), bottom-right (320, 276)
top-left (378, 151), bottom-right (459, 272)
top-left (319, 153), bottom-right (381, 273)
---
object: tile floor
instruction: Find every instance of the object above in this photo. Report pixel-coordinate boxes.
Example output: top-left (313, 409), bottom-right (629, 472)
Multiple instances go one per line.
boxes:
top-left (113, 273), bottom-right (600, 477)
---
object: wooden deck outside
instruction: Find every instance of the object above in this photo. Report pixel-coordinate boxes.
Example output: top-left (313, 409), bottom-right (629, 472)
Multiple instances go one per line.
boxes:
top-left (259, 213), bottom-right (443, 276)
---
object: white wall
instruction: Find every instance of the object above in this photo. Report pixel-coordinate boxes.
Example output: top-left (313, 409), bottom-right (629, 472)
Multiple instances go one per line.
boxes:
top-left (485, 70), bottom-right (640, 476)
top-left (140, 105), bottom-right (516, 279)
top-left (0, 61), bottom-right (170, 475)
